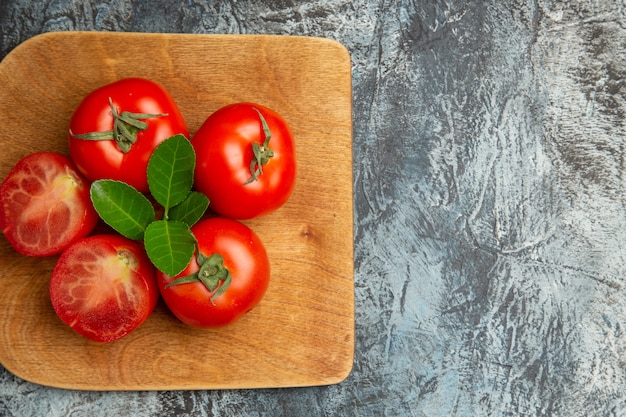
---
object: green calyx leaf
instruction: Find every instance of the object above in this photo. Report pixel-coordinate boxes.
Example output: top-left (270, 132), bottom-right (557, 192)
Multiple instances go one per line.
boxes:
top-left (89, 134), bottom-right (209, 276)
top-left (147, 134), bottom-right (195, 212)
top-left (90, 179), bottom-right (155, 240)
top-left (244, 108), bottom-right (274, 184)
top-left (70, 98), bottom-right (168, 153)
top-left (165, 252), bottom-right (232, 304)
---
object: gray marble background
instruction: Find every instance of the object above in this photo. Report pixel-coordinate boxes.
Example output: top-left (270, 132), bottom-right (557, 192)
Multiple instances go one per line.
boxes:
top-left (1, 1), bottom-right (625, 416)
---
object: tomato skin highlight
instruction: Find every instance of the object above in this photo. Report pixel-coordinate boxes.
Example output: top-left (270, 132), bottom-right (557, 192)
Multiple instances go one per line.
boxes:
top-left (68, 78), bottom-right (189, 193)
top-left (0, 152), bottom-right (98, 257)
top-left (50, 234), bottom-right (158, 343)
top-left (157, 217), bottom-right (270, 328)
top-left (192, 103), bottom-right (296, 219)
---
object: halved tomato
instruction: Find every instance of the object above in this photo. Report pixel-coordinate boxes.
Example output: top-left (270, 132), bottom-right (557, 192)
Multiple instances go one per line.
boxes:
top-left (50, 234), bottom-right (158, 343)
top-left (0, 152), bottom-right (98, 256)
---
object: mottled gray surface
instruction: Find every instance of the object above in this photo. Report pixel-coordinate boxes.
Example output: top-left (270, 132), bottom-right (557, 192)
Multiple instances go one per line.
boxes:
top-left (1, 0), bottom-right (625, 416)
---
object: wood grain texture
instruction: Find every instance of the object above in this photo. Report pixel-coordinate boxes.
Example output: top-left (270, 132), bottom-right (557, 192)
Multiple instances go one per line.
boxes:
top-left (0, 32), bottom-right (353, 390)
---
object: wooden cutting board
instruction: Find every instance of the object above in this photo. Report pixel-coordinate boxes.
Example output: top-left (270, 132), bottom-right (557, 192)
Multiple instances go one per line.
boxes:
top-left (0, 32), bottom-right (353, 390)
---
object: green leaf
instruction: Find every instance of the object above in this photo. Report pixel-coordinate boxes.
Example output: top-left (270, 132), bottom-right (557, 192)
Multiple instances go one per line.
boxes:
top-left (147, 134), bottom-right (195, 210)
top-left (168, 191), bottom-right (209, 227)
top-left (144, 220), bottom-right (196, 276)
top-left (90, 180), bottom-right (155, 240)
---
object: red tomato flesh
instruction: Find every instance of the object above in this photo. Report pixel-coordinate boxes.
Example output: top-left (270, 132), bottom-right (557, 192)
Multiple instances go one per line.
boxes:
top-left (157, 217), bottom-right (270, 328)
top-left (50, 234), bottom-right (158, 343)
top-left (0, 152), bottom-right (98, 257)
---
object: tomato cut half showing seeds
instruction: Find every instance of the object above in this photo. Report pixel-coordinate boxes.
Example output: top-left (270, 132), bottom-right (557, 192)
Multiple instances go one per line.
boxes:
top-left (50, 234), bottom-right (158, 343)
top-left (0, 152), bottom-right (98, 257)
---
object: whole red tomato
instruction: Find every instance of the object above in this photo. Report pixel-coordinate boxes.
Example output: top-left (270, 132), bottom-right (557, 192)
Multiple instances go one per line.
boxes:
top-left (192, 103), bottom-right (296, 219)
top-left (0, 152), bottom-right (98, 257)
top-left (157, 217), bottom-right (270, 328)
top-left (50, 234), bottom-right (158, 343)
top-left (68, 78), bottom-right (188, 193)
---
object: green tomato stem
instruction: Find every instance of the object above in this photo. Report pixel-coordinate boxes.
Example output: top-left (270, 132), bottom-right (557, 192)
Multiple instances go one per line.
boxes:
top-left (165, 252), bottom-right (232, 305)
top-left (244, 108), bottom-right (275, 184)
top-left (70, 98), bottom-right (168, 153)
